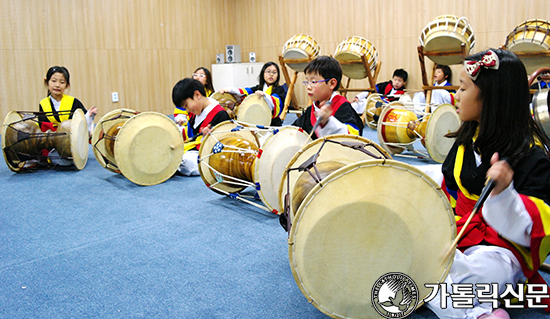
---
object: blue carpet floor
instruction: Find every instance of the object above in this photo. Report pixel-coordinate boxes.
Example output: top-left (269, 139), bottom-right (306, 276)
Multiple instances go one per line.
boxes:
top-left (1, 114), bottom-right (549, 318)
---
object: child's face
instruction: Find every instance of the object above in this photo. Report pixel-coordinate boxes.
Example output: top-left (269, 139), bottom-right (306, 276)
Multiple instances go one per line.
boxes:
top-left (181, 91), bottom-right (204, 116)
top-left (391, 76), bottom-right (405, 90)
top-left (192, 69), bottom-right (207, 86)
top-left (263, 65), bottom-right (278, 85)
top-left (455, 68), bottom-right (482, 122)
top-left (304, 72), bottom-right (336, 103)
top-left (47, 72), bottom-right (69, 100)
top-left (434, 69), bottom-right (447, 84)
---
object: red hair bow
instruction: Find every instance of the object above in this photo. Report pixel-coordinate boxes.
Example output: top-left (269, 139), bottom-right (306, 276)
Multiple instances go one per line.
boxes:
top-left (464, 50), bottom-right (500, 80)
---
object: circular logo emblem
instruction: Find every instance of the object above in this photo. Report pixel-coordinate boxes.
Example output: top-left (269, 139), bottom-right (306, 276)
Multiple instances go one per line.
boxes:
top-left (372, 272), bottom-right (419, 319)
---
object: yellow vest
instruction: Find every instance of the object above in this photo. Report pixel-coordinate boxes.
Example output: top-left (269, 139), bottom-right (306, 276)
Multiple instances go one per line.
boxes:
top-left (39, 95), bottom-right (76, 126)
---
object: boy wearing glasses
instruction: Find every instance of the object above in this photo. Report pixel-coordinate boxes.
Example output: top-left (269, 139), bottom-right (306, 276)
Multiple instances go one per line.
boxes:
top-left (172, 78), bottom-right (230, 176)
top-left (292, 56), bottom-right (363, 139)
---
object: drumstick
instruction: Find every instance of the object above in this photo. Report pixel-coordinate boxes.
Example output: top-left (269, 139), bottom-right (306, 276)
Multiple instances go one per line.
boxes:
top-left (442, 178), bottom-right (495, 262)
top-left (308, 101), bottom-right (331, 140)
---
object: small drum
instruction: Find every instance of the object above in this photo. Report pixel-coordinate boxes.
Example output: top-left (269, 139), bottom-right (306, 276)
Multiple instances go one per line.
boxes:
top-left (282, 34), bottom-right (320, 72)
top-left (505, 19), bottom-right (550, 74)
top-left (289, 159), bottom-right (455, 319)
top-left (2, 109), bottom-right (88, 171)
top-left (279, 134), bottom-right (391, 222)
top-left (334, 36), bottom-right (378, 79)
top-left (91, 109), bottom-right (183, 186)
top-left (211, 92), bottom-right (239, 119)
top-left (364, 93), bottom-right (388, 130)
top-left (419, 15), bottom-right (476, 65)
top-left (199, 121), bottom-right (311, 213)
top-left (532, 88), bottom-right (550, 139)
top-left (377, 104), bottom-right (460, 163)
top-left (235, 94), bottom-right (272, 127)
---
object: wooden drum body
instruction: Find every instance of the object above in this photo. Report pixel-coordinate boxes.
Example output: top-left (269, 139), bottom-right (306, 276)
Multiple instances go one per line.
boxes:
top-left (289, 160), bottom-right (456, 319)
top-left (199, 121), bottom-right (311, 213)
top-left (377, 104), bottom-right (460, 163)
top-left (91, 109), bottom-right (184, 186)
top-left (364, 94), bottom-right (388, 130)
top-left (334, 36), bottom-right (378, 79)
top-left (282, 34), bottom-right (320, 72)
top-left (2, 109), bottom-right (88, 171)
top-left (377, 106), bottom-right (419, 155)
top-left (419, 14), bottom-right (476, 65)
top-left (505, 19), bottom-right (550, 74)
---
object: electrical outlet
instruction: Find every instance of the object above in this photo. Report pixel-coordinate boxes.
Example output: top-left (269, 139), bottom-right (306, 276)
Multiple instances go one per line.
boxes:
top-left (111, 92), bottom-right (119, 103)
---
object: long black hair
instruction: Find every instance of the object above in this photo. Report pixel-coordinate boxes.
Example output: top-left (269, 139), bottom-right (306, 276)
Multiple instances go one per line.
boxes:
top-left (449, 49), bottom-right (550, 165)
top-left (258, 62), bottom-right (281, 88)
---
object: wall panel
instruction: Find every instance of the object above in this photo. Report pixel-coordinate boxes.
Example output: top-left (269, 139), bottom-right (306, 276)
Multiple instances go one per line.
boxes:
top-left (0, 0), bottom-right (549, 122)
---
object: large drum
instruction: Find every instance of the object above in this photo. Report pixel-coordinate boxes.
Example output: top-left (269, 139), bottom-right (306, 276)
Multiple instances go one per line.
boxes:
top-left (198, 120), bottom-right (311, 213)
top-left (334, 36), bottom-right (378, 80)
top-left (282, 34), bottom-right (320, 72)
top-left (289, 159), bottom-right (456, 319)
top-left (91, 109), bottom-right (183, 186)
top-left (364, 93), bottom-right (389, 130)
top-left (377, 103), bottom-right (460, 163)
top-left (235, 94), bottom-right (272, 127)
top-left (2, 109), bottom-right (89, 171)
top-left (419, 15), bottom-right (476, 65)
top-left (532, 88), bottom-right (550, 139)
top-left (505, 19), bottom-right (550, 74)
top-left (279, 134), bottom-right (391, 223)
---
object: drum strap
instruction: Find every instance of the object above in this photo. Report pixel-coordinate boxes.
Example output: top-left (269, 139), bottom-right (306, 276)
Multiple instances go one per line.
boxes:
top-left (280, 138), bottom-right (390, 232)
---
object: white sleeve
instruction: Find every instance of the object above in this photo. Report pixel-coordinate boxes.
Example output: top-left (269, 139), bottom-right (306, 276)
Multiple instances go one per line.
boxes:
top-left (356, 91), bottom-right (369, 100)
top-left (84, 111), bottom-right (95, 135)
top-left (317, 116), bottom-right (348, 137)
top-left (483, 182), bottom-right (533, 247)
top-left (263, 94), bottom-right (274, 111)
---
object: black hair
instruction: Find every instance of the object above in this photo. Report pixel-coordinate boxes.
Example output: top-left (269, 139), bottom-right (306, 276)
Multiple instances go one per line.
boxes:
top-left (172, 78), bottom-right (206, 107)
top-left (436, 64), bottom-right (452, 83)
top-left (392, 68), bottom-right (408, 82)
top-left (258, 62), bottom-right (281, 88)
top-left (304, 56), bottom-right (343, 90)
top-left (194, 67), bottom-right (215, 93)
top-left (44, 66), bottom-right (70, 96)
top-left (449, 48), bottom-right (550, 164)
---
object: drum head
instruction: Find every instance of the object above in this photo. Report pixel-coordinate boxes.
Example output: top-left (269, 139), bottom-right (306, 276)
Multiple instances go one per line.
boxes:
top-left (279, 134), bottom-right (391, 220)
top-left (424, 35), bottom-right (471, 65)
top-left (114, 112), bottom-right (183, 186)
top-left (236, 94), bottom-right (272, 127)
top-left (254, 126), bottom-right (311, 214)
top-left (198, 120), bottom-right (259, 194)
top-left (69, 109), bottom-right (89, 170)
top-left (92, 109), bottom-right (138, 173)
top-left (424, 104), bottom-right (460, 163)
top-left (289, 159), bottom-right (455, 319)
top-left (2, 111), bottom-right (25, 172)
